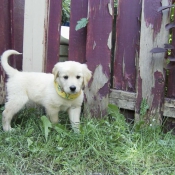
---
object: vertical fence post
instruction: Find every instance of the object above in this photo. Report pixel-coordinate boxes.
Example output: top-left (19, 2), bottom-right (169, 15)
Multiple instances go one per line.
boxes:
top-left (135, 0), bottom-right (171, 124)
top-left (23, 0), bottom-right (49, 72)
top-left (0, 0), bottom-right (24, 104)
top-left (85, 0), bottom-right (113, 117)
top-left (113, 0), bottom-right (141, 92)
top-left (68, 0), bottom-right (88, 63)
top-left (10, 0), bottom-right (24, 71)
top-left (0, 0), bottom-right (11, 104)
top-left (113, 0), bottom-right (142, 121)
top-left (45, 0), bottom-right (62, 73)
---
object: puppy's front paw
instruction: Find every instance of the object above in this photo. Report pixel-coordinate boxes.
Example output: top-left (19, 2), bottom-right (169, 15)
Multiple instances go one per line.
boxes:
top-left (72, 125), bottom-right (80, 134)
top-left (3, 126), bottom-right (15, 132)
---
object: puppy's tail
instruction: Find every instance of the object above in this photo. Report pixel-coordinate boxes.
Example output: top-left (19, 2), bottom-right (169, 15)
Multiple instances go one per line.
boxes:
top-left (1, 50), bottom-right (22, 76)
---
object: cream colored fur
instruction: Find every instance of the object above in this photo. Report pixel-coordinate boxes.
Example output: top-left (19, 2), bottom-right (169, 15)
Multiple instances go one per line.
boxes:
top-left (1, 50), bottom-right (92, 132)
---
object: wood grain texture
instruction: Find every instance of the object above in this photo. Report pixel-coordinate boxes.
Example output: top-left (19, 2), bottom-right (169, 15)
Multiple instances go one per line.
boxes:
top-left (109, 90), bottom-right (175, 118)
top-left (68, 0), bottom-right (88, 63)
top-left (23, 0), bottom-right (48, 72)
top-left (0, 0), bottom-right (10, 54)
top-left (10, 0), bottom-right (24, 71)
top-left (135, 0), bottom-right (171, 124)
top-left (113, 0), bottom-right (141, 92)
top-left (0, 0), bottom-right (24, 104)
top-left (85, 0), bottom-right (113, 117)
top-left (164, 98), bottom-right (175, 117)
top-left (109, 89), bottom-right (136, 110)
top-left (112, 0), bottom-right (141, 121)
top-left (45, 0), bottom-right (62, 73)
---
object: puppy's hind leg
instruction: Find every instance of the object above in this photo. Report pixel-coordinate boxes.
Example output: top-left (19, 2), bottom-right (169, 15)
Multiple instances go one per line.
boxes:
top-left (2, 96), bottom-right (28, 131)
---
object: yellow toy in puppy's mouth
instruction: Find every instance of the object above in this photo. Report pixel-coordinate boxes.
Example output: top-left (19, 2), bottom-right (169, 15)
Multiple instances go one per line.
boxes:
top-left (54, 81), bottom-right (81, 100)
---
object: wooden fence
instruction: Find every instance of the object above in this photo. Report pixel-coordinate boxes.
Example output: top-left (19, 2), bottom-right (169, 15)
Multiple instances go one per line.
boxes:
top-left (0, 0), bottom-right (175, 124)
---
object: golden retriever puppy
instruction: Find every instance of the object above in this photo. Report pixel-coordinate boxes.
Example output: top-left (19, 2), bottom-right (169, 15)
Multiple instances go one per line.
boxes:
top-left (1, 50), bottom-right (92, 132)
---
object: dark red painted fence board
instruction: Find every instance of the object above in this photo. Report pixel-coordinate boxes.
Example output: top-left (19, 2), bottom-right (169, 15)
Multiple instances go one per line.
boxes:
top-left (68, 0), bottom-right (88, 63)
top-left (10, 0), bottom-right (24, 71)
top-left (113, 0), bottom-right (141, 92)
top-left (45, 0), bottom-right (62, 73)
top-left (85, 0), bottom-right (113, 117)
top-left (0, 0), bottom-right (11, 103)
top-left (0, 0), bottom-right (24, 104)
top-left (0, 0), bottom-right (11, 54)
top-left (112, 0), bottom-right (141, 121)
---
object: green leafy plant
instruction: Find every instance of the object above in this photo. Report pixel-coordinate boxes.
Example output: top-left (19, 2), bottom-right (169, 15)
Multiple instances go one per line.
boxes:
top-left (134, 99), bottom-right (149, 131)
top-left (40, 115), bottom-right (52, 141)
top-left (75, 18), bottom-right (88, 31)
top-left (114, 0), bottom-right (118, 7)
top-left (62, 0), bottom-right (70, 24)
top-left (140, 98), bottom-right (149, 118)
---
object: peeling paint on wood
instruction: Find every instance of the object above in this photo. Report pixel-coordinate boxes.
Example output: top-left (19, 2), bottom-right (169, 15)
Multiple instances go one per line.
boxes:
top-left (108, 1), bottom-right (113, 16)
top-left (136, 0), bottom-right (170, 124)
top-left (113, 0), bottom-right (141, 92)
top-left (107, 32), bottom-right (112, 50)
top-left (93, 41), bottom-right (96, 50)
top-left (85, 65), bottom-right (109, 116)
top-left (144, 0), bottom-right (162, 39)
top-left (85, 0), bottom-right (113, 116)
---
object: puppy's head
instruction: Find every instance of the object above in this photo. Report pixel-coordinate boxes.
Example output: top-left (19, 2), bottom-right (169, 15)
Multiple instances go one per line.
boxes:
top-left (52, 61), bottom-right (92, 94)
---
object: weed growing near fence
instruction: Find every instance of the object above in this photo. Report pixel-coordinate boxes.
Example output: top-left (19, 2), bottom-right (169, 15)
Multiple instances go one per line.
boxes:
top-left (0, 105), bottom-right (175, 174)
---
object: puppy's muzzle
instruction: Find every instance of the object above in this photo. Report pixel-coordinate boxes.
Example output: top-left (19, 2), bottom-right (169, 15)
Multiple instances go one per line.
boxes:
top-left (70, 85), bottom-right (76, 92)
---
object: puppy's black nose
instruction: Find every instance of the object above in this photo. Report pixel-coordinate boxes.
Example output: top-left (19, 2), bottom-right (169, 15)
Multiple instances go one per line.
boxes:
top-left (70, 85), bottom-right (76, 92)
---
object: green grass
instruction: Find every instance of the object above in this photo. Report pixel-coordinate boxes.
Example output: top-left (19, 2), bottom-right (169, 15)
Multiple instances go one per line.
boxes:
top-left (0, 105), bottom-right (175, 175)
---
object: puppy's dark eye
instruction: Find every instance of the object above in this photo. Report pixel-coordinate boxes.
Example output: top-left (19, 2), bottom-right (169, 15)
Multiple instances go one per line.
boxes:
top-left (63, 76), bottom-right (68, 80)
top-left (76, 76), bottom-right (81, 79)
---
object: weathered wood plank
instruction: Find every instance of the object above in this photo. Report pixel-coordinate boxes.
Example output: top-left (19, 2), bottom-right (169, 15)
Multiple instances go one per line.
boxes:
top-left (45, 0), bottom-right (62, 73)
top-left (113, 0), bottom-right (141, 92)
top-left (109, 89), bottom-right (136, 110)
top-left (68, 0), bottom-right (88, 63)
top-left (109, 89), bottom-right (175, 118)
top-left (112, 0), bottom-right (141, 122)
top-left (135, 0), bottom-right (171, 124)
top-left (23, 0), bottom-right (48, 72)
top-left (85, 0), bottom-right (113, 117)
top-left (164, 98), bottom-right (175, 117)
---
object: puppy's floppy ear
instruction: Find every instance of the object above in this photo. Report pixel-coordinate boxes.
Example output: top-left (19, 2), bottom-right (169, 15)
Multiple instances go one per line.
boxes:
top-left (52, 65), bottom-right (59, 82)
top-left (82, 64), bottom-right (92, 87)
